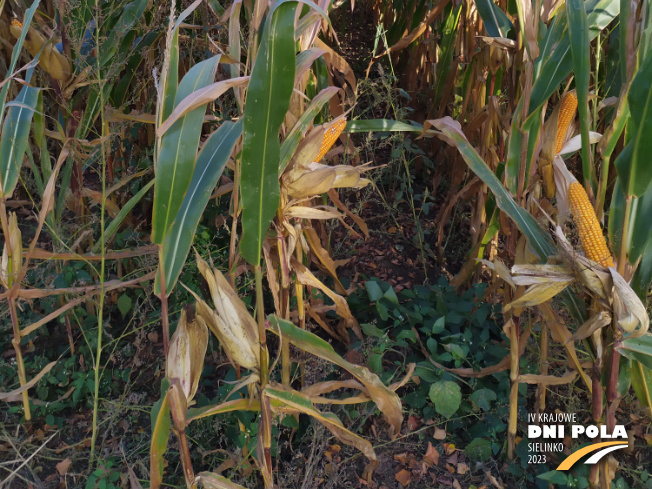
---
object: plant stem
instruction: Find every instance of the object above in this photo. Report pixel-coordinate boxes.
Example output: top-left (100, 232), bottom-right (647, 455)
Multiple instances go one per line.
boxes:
top-left (158, 248), bottom-right (170, 359)
top-left (9, 297), bottom-right (30, 420)
top-left (595, 155), bottom-right (609, 222)
top-left (507, 316), bottom-right (520, 460)
top-left (255, 264), bottom-right (268, 386)
top-left (617, 196), bottom-right (633, 275)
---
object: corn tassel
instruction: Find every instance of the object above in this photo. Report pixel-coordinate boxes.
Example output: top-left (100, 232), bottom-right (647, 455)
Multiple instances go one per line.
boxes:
top-left (568, 181), bottom-right (614, 267)
top-left (555, 91), bottom-right (578, 155)
top-left (315, 117), bottom-right (346, 161)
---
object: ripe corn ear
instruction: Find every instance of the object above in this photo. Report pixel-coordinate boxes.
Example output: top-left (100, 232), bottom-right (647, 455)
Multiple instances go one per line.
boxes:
top-left (316, 117), bottom-right (346, 161)
top-left (568, 181), bottom-right (614, 267)
top-left (555, 91), bottom-right (578, 155)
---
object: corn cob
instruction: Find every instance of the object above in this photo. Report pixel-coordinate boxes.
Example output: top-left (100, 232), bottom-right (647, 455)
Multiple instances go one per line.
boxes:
top-left (316, 117), bottom-right (346, 161)
top-left (568, 181), bottom-right (614, 267)
top-left (555, 91), bottom-right (578, 155)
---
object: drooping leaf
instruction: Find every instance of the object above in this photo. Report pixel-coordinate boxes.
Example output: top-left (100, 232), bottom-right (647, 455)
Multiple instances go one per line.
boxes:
top-left (240, 1), bottom-right (298, 265)
top-left (425, 117), bottom-right (555, 260)
top-left (268, 316), bottom-right (403, 436)
top-left (265, 385), bottom-right (378, 478)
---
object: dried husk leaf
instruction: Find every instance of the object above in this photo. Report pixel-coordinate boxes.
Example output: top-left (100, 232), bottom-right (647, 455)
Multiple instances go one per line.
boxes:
top-left (566, 311), bottom-right (612, 343)
top-left (195, 297), bottom-right (259, 369)
top-left (196, 254), bottom-right (259, 349)
top-left (192, 254), bottom-right (259, 369)
top-left (518, 371), bottom-right (577, 385)
top-left (610, 268), bottom-right (649, 336)
top-left (504, 280), bottom-right (571, 311)
top-left (510, 264), bottom-right (575, 285)
top-left (167, 305), bottom-right (208, 402)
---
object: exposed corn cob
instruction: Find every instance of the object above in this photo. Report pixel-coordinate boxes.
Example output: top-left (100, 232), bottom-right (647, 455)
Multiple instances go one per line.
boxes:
top-left (555, 91), bottom-right (577, 155)
top-left (568, 181), bottom-right (614, 267)
top-left (315, 117), bottom-right (346, 161)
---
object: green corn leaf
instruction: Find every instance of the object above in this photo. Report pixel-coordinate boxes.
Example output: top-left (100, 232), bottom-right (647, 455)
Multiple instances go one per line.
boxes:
top-left (529, 0), bottom-right (619, 117)
top-left (240, 1), bottom-right (298, 265)
top-left (156, 120), bottom-right (242, 295)
top-left (150, 378), bottom-right (171, 489)
top-left (151, 55), bottom-right (220, 244)
top-left (0, 0), bottom-right (39, 122)
top-left (475, 0), bottom-right (513, 38)
top-left (426, 117), bottom-right (555, 259)
top-left (567, 0), bottom-right (593, 186)
top-left (619, 334), bottom-right (652, 371)
top-left (615, 48), bottom-right (652, 198)
top-left (196, 472), bottom-right (249, 489)
top-left (631, 360), bottom-right (652, 408)
top-left (631, 243), bottom-right (652, 300)
top-left (433, 4), bottom-right (462, 109)
top-left (99, 0), bottom-right (150, 67)
top-left (345, 119), bottom-right (423, 133)
top-left (0, 85), bottom-right (40, 198)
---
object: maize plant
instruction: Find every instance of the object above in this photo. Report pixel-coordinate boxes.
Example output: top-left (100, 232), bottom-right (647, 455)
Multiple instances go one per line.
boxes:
top-left (147, 1), bottom-right (407, 487)
top-left (370, 0), bottom-right (652, 485)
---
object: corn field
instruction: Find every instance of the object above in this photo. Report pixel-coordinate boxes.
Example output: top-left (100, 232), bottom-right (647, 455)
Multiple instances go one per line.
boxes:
top-left (0, 0), bottom-right (651, 487)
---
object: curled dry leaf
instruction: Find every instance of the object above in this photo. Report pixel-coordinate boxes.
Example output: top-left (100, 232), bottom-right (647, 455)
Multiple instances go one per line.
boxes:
top-left (610, 267), bottom-right (649, 336)
top-left (395, 468), bottom-right (412, 487)
top-left (423, 442), bottom-right (440, 466)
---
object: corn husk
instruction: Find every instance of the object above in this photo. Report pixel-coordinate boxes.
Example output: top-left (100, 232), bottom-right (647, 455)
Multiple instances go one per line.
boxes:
top-left (194, 254), bottom-right (260, 369)
top-left (167, 305), bottom-right (208, 402)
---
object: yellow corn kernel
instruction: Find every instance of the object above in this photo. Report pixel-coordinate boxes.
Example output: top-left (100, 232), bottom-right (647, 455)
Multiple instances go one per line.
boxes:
top-left (556, 91), bottom-right (578, 155)
top-left (316, 117), bottom-right (346, 161)
top-left (11, 19), bottom-right (22, 28)
top-left (568, 181), bottom-right (614, 267)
